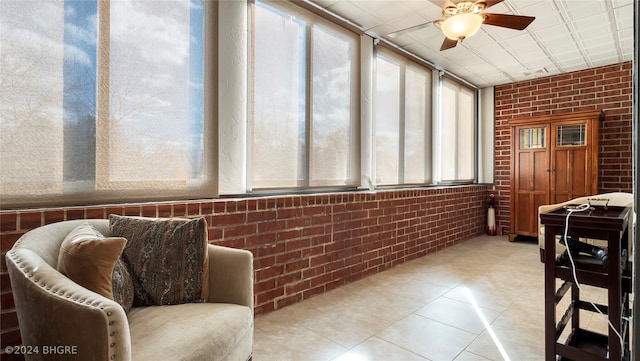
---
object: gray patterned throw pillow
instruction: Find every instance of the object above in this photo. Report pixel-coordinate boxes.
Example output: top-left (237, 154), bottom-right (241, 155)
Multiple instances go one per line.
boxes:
top-left (109, 215), bottom-right (210, 306)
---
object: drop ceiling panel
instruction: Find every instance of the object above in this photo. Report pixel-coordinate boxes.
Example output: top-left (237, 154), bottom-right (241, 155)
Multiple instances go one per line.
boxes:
top-left (520, 2), bottom-right (563, 30)
top-left (326, 2), bottom-right (380, 29)
top-left (499, 33), bottom-right (542, 54)
top-left (486, 25), bottom-right (530, 40)
top-left (573, 14), bottom-right (613, 38)
top-left (523, 56), bottom-right (556, 70)
top-left (387, 13), bottom-right (430, 34)
top-left (533, 22), bottom-right (570, 39)
top-left (305, 0), bottom-right (634, 87)
top-left (474, 43), bottom-right (515, 63)
top-left (556, 56), bottom-right (589, 69)
top-left (349, 0), bottom-right (397, 12)
top-left (411, 28), bottom-right (449, 49)
top-left (459, 29), bottom-right (497, 47)
top-left (542, 44), bottom-right (580, 61)
top-left (371, 3), bottom-right (416, 23)
top-left (562, 0), bottom-right (607, 21)
top-left (612, 0), bottom-right (630, 8)
top-left (483, 2), bottom-right (511, 15)
top-left (416, 3), bottom-right (445, 19)
top-left (614, 5), bottom-right (634, 30)
top-left (401, 0), bottom-right (432, 11)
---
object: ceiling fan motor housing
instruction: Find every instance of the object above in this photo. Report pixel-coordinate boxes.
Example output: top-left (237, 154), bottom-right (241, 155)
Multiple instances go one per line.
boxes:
top-left (389, 0), bottom-right (534, 51)
top-left (437, 1), bottom-right (487, 41)
top-left (443, 1), bottom-right (487, 17)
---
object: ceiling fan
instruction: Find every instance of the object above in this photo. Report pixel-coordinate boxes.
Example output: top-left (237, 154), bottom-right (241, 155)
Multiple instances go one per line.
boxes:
top-left (387, 0), bottom-right (535, 51)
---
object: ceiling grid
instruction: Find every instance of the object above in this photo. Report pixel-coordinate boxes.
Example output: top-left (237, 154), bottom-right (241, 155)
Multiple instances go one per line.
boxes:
top-left (306, 0), bottom-right (634, 87)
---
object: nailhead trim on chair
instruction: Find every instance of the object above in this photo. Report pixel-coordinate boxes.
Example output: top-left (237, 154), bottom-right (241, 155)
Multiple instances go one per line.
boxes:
top-left (7, 249), bottom-right (124, 361)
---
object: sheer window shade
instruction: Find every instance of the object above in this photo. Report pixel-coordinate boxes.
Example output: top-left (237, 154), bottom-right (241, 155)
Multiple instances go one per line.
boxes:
top-left (404, 67), bottom-right (430, 184)
top-left (1, 2), bottom-right (66, 198)
top-left (374, 50), bottom-right (432, 186)
top-left (0, 0), bottom-right (211, 208)
top-left (439, 77), bottom-right (476, 183)
top-left (310, 26), bottom-right (355, 186)
top-left (374, 56), bottom-right (401, 185)
top-left (251, 0), bottom-right (358, 189)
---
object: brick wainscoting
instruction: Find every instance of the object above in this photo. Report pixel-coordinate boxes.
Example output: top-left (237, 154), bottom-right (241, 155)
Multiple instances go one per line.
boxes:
top-left (1, 185), bottom-right (490, 356)
top-left (493, 62), bottom-right (633, 235)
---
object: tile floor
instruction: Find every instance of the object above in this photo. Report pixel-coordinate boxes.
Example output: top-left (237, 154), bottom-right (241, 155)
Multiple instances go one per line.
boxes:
top-left (253, 235), bottom-right (618, 361)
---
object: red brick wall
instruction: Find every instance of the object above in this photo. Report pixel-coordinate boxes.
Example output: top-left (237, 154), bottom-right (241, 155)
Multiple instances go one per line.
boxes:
top-left (1, 185), bottom-right (489, 356)
top-left (494, 62), bottom-right (633, 235)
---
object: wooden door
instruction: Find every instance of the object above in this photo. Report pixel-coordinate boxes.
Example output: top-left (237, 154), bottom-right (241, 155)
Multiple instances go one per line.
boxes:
top-left (550, 120), bottom-right (593, 203)
top-left (513, 124), bottom-right (550, 237)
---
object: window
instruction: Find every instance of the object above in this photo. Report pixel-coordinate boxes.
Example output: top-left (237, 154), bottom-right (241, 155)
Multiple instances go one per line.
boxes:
top-left (556, 124), bottom-right (586, 146)
top-left (374, 50), bottom-right (432, 186)
top-left (439, 77), bottom-right (476, 182)
top-left (520, 128), bottom-right (546, 149)
top-left (0, 0), bottom-right (210, 207)
top-left (251, 0), bottom-right (358, 189)
top-left (1, 0), bottom-right (480, 208)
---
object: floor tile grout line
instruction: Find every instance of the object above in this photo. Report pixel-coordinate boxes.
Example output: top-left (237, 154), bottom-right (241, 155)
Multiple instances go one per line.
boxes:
top-left (253, 236), bottom-right (561, 361)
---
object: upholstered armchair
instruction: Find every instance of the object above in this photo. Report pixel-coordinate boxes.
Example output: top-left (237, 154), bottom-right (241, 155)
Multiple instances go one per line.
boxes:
top-left (6, 219), bottom-right (254, 361)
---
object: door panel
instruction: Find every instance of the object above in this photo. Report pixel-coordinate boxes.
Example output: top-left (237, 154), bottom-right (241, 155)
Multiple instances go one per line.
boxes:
top-left (533, 151), bottom-right (547, 192)
top-left (570, 149), bottom-right (588, 195)
top-left (551, 147), bottom-right (589, 203)
top-left (516, 193), bottom-right (534, 234)
top-left (552, 150), bottom-right (569, 203)
top-left (513, 125), bottom-right (550, 236)
top-left (518, 153), bottom-right (532, 191)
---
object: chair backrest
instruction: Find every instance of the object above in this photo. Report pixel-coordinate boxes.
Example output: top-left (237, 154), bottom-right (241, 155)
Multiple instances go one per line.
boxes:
top-left (538, 192), bottom-right (635, 252)
top-left (12, 219), bottom-right (110, 267)
top-left (6, 219), bottom-right (129, 361)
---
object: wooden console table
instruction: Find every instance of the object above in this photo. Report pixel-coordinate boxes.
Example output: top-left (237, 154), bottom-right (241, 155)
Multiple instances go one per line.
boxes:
top-left (541, 205), bottom-right (632, 361)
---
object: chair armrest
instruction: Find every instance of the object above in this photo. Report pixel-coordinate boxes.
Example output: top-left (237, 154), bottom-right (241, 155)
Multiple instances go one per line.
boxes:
top-left (206, 244), bottom-right (254, 310)
top-left (537, 204), bottom-right (562, 249)
top-left (538, 194), bottom-right (635, 257)
top-left (6, 248), bottom-right (131, 361)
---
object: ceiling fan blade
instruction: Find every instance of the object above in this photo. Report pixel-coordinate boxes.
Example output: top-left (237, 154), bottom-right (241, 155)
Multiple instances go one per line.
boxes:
top-left (482, 13), bottom-right (535, 30)
top-left (440, 37), bottom-right (458, 51)
top-left (482, 0), bottom-right (505, 9)
top-left (388, 21), bottom-right (434, 38)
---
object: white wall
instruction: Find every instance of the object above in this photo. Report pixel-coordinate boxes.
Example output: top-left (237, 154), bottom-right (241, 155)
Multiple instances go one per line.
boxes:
top-left (478, 87), bottom-right (495, 184)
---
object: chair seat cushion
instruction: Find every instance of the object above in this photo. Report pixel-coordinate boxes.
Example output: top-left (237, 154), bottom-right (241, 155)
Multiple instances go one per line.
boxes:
top-left (128, 303), bottom-right (253, 361)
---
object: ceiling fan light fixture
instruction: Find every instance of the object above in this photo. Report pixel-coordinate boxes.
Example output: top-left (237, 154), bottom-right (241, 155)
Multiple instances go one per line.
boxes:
top-left (440, 13), bottom-right (484, 41)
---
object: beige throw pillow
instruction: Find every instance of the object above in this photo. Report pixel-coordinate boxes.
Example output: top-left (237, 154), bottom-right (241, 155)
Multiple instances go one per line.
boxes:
top-left (57, 223), bottom-right (127, 300)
